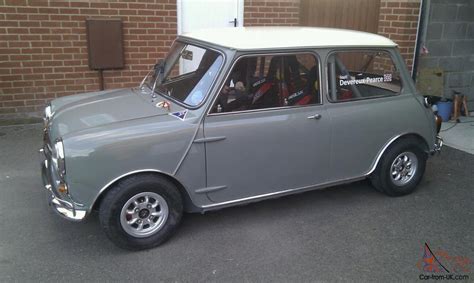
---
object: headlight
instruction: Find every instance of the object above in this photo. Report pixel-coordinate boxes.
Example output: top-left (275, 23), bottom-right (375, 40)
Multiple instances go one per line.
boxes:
top-left (52, 138), bottom-right (66, 180)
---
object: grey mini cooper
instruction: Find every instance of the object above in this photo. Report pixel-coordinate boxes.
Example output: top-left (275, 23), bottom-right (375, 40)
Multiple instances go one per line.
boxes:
top-left (40, 27), bottom-right (443, 250)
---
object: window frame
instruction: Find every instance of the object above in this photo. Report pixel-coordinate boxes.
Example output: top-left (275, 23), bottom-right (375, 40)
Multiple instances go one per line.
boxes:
top-left (325, 48), bottom-right (404, 104)
top-left (148, 39), bottom-right (227, 110)
top-left (207, 50), bottom-right (323, 116)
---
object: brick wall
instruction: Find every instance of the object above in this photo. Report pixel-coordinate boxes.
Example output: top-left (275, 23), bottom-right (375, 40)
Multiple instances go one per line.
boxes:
top-left (0, 0), bottom-right (301, 118)
top-left (378, 0), bottom-right (421, 72)
top-left (417, 0), bottom-right (474, 108)
top-left (0, 0), bottom-right (177, 118)
top-left (244, 0), bottom-right (299, 26)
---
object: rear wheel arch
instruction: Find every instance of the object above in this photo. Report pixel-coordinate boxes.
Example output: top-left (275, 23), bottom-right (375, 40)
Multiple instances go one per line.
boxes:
top-left (370, 133), bottom-right (429, 175)
top-left (393, 133), bottom-right (429, 152)
top-left (93, 171), bottom-right (197, 213)
top-left (369, 134), bottom-right (428, 196)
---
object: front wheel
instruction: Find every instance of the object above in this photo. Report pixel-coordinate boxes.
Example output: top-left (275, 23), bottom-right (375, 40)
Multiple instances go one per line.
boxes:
top-left (370, 138), bottom-right (427, 196)
top-left (99, 174), bottom-right (183, 250)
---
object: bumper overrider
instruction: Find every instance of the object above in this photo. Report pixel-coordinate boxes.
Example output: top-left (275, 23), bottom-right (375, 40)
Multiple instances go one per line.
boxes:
top-left (432, 135), bottom-right (443, 154)
top-left (40, 129), bottom-right (87, 221)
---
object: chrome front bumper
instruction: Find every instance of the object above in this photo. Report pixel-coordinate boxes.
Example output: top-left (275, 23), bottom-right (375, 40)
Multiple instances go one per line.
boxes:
top-left (40, 151), bottom-right (87, 221)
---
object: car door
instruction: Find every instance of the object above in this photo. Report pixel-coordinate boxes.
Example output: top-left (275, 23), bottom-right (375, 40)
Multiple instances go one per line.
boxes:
top-left (201, 52), bottom-right (331, 203)
top-left (325, 49), bottom-right (416, 181)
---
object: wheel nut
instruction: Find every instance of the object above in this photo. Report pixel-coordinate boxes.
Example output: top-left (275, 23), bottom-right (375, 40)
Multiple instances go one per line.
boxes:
top-left (147, 204), bottom-right (152, 209)
top-left (135, 208), bottom-right (139, 213)
top-left (137, 219), bottom-right (142, 224)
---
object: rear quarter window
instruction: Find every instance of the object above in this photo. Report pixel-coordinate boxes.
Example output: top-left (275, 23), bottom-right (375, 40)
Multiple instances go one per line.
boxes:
top-left (327, 50), bottom-right (402, 102)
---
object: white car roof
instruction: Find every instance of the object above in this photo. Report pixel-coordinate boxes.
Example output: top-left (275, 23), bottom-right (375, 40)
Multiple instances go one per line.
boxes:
top-left (180, 27), bottom-right (397, 51)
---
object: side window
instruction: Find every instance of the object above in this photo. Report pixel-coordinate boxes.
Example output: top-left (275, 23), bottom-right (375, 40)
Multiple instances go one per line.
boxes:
top-left (211, 53), bottom-right (320, 114)
top-left (327, 50), bottom-right (402, 102)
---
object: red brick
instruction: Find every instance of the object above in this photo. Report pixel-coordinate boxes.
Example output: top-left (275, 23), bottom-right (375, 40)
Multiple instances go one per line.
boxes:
top-left (99, 9), bottom-right (118, 15)
top-left (0, 7), bottom-right (16, 14)
top-left (7, 27), bottom-right (28, 33)
top-left (393, 8), bottom-right (412, 14)
top-left (400, 2), bottom-right (420, 8)
top-left (398, 15), bottom-right (418, 22)
top-left (27, 0), bottom-right (50, 7)
top-left (34, 80), bottom-right (54, 86)
top-left (70, 2), bottom-right (88, 8)
top-left (385, 15), bottom-right (398, 21)
top-left (29, 27), bottom-right (52, 34)
top-left (10, 54), bottom-right (31, 61)
top-left (391, 21), bottom-right (412, 28)
top-left (29, 14), bottom-right (49, 21)
top-left (20, 21), bottom-right (41, 27)
top-left (21, 48), bottom-right (42, 54)
top-left (79, 9), bottom-right (99, 15)
top-left (61, 22), bottom-right (78, 28)
top-left (8, 41), bottom-right (29, 47)
top-left (48, 1), bottom-right (70, 7)
top-left (41, 34), bottom-right (61, 40)
top-left (90, 3), bottom-right (108, 9)
top-left (38, 8), bottom-right (59, 14)
top-left (23, 74), bottom-right (43, 80)
top-left (31, 54), bottom-right (53, 61)
top-left (6, 14), bottom-right (28, 20)
top-left (59, 8), bottom-right (79, 14)
top-left (44, 73), bottom-right (64, 80)
top-left (129, 3), bottom-right (147, 9)
top-left (109, 3), bottom-right (128, 9)
top-left (0, 95), bottom-right (14, 101)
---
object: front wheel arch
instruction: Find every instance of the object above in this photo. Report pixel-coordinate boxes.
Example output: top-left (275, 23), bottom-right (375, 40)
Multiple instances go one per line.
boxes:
top-left (92, 171), bottom-right (196, 213)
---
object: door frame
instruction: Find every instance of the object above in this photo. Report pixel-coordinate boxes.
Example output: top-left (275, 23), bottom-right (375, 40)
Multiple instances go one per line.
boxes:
top-left (177, 0), bottom-right (245, 36)
top-left (201, 50), bottom-right (330, 203)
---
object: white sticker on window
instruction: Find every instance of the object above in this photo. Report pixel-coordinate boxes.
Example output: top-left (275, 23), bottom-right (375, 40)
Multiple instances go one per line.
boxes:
top-left (339, 75), bottom-right (393, 86)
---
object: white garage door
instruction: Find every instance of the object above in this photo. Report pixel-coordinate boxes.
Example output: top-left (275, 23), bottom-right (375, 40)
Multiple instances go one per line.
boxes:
top-left (177, 0), bottom-right (244, 73)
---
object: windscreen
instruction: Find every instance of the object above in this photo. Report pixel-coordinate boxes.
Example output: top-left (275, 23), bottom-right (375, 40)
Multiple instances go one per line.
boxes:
top-left (144, 41), bottom-right (223, 107)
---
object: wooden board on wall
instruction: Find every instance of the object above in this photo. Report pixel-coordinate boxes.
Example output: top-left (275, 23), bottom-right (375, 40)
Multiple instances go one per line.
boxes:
top-left (300, 0), bottom-right (381, 34)
top-left (300, 0), bottom-right (381, 71)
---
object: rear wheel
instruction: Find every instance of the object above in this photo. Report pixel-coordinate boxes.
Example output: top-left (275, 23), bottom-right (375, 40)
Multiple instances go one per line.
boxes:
top-left (370, 138), bottom-right (427, 196)
top-left (99, 174), bottom-right (183, 250)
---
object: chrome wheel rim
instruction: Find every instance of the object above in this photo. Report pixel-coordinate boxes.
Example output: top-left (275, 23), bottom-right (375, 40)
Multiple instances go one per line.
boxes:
top-left (120, 192), bottom-right (169, 238)
top-left (390, 152), bottom-right (418, 186)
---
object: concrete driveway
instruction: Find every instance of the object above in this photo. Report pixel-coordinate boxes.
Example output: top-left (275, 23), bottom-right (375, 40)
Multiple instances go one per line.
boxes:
top-left (440, 117), bottom-right (474, 155)
top-left (0, 124), bottom-right (472, 282)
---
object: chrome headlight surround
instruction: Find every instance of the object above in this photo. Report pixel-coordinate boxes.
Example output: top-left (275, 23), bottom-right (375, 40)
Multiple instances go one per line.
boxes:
top-left (52, 138), bottom-right (66, 180)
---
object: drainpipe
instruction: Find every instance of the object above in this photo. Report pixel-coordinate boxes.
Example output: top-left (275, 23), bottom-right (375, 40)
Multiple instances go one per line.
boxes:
top-left (412, 0), bottom-right (430, 82)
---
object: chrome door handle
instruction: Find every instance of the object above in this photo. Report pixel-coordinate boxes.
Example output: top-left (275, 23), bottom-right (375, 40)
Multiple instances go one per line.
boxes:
top-left (307, 114), bottom-right (322, 120)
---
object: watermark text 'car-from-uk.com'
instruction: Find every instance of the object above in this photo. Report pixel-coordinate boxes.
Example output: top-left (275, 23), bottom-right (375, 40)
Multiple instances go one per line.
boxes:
top-left (416, 243), bottom-right (470, 281)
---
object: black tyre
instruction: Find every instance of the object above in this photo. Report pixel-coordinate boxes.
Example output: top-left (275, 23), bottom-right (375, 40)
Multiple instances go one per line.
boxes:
top-left (99, 174), bottom-right (183, 250)
top-left (370, 138), bottom-right (427, 196)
